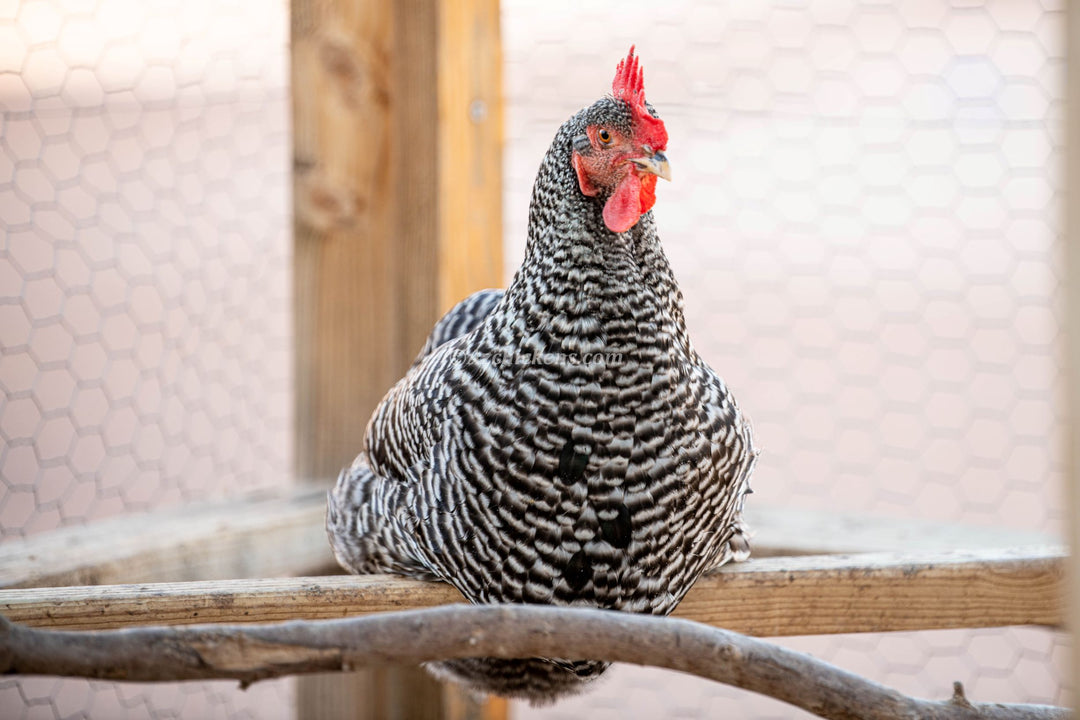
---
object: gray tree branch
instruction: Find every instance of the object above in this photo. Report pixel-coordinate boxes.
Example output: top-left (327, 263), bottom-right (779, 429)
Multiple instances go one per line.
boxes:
top-left (0, 605), bottom-right (1068, 720)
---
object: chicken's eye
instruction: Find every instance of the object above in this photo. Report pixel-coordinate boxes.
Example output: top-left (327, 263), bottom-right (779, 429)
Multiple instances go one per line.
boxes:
top-left (598, 129), bottom-right (613, 145)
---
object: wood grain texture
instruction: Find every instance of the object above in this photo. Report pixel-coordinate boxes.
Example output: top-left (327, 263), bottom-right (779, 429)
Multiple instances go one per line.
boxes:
top-left (292, 0), bottom-right (503, 713)
top-left (0, 489), bottom-right (333, 590)
top-left (292, 0), bottom-right (504, 482)
top-left (742, 505), bottom-right (1052, 558)
top-left (0, 607), bottom-right (1068, 720)
top-left (0, 576), bottom-right (462, 631)
top-left (677, 546), bottom-right (1065, 636)
top-left (1065, 0), bottom-right (1080, 707)
top-left (2, 547), bottom-right (1063, 636)
top-left (0, 491), bottom-right (1054, 591)
top-left (293, 0), bottom-right (403, 481)
top-left (437, 0), bottom-right (504, 312)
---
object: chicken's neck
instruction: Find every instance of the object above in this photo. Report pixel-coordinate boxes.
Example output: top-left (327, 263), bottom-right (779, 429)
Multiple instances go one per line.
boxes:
top-left (503, 125), bottom-right (692, 356)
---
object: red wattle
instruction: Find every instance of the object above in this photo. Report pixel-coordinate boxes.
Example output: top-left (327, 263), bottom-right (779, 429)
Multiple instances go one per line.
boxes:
top-left (638, 174), bottom-right (658, 214)
top-left (603, 173), bottom-right (642, 233)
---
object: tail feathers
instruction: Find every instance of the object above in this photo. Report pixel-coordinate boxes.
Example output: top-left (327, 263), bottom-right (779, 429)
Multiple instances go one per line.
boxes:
top-left (326, 456), bottom-right (438, 580)
top-left (412, 289), bottom-right (504, 368)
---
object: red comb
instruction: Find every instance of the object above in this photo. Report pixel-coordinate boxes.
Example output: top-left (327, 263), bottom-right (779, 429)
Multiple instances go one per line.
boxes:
top-left (611, 46), bottom-right (668, 150)
top-left (612, 45), bottom-right (646, 106)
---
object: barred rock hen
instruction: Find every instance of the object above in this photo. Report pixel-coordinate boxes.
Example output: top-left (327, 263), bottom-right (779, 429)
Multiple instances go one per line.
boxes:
top-left (327, 47), bottom-right (758, 704)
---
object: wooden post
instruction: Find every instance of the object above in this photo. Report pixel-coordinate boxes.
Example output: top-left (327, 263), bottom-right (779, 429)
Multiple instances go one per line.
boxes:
top-left (1065, 0), bottom-right (1079, 709)
top-left (292, 0), bottom-right (503, 479)
top-left (291, 0), bottom-right (504, 716)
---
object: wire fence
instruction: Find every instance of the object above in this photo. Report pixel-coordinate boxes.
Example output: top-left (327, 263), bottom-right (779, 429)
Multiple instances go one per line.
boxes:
top-left (1, 0), bottom-right (293, 716)
top-left (501, 1), bottom-right (1067, 717)
top-left (0, 0), bottom-right (1069, 717)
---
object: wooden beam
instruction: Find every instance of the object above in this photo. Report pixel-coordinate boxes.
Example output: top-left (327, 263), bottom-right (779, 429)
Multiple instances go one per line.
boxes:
top-left (1, 575), bottom-right (463, 631)
top-left (1065, 0), bottom-right (1080, 707)
top-left (0, 491), bottom-right (1053, 591)
top-left (743, 504), bottom-right (1051, 558)
top-left (0, 488), bottom-right (333, 590)
top-left (2, 546), bottom-right (1063, 636)
top-left (682, 545), bottom-right (1063, 637)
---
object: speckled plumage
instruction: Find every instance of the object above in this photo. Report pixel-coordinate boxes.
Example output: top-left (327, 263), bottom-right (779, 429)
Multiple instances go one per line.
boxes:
top-left (327, 58), bottom-right (757, 704)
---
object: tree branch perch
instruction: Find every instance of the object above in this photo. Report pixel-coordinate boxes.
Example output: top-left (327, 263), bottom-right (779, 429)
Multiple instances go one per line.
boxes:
top-left (0, 605), bottom-right (1067, 720)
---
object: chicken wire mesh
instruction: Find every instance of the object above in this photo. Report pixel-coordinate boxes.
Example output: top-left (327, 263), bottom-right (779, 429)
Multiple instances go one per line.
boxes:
top-left (0, 0), bottom-right (1069, 719)
top-left (502, 0), bottom-right (1069, 717)
top-left (0, 0), bottom-right (294, 716)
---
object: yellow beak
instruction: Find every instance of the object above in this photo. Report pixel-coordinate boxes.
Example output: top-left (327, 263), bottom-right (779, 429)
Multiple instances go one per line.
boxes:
top-left (630, 150), bottom-right (672, 182)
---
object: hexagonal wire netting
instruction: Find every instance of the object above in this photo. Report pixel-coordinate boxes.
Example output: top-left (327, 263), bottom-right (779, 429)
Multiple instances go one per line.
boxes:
top-left (0, 0), bottom-right (1069, 718)
top-left (0, 0), bottom-right (294, 717)
top-left (503, 1), bottom-right (1068, 717)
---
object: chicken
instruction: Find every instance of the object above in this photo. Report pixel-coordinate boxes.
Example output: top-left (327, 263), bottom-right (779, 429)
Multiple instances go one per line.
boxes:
top-left (327, 47), bottom-right (758, 704)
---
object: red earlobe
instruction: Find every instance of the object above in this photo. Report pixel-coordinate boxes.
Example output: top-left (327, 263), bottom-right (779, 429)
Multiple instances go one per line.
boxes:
top-left (572, 152), bottom-right (599, 197)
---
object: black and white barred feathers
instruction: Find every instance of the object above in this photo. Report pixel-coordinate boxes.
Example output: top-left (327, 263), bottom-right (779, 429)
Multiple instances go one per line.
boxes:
top-left (327, 50), bottom-right (758, 705)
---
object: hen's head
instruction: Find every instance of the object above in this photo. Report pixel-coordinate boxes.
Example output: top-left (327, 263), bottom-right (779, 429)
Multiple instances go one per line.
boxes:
top-left (572, 47), bottom-right (671, 234)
